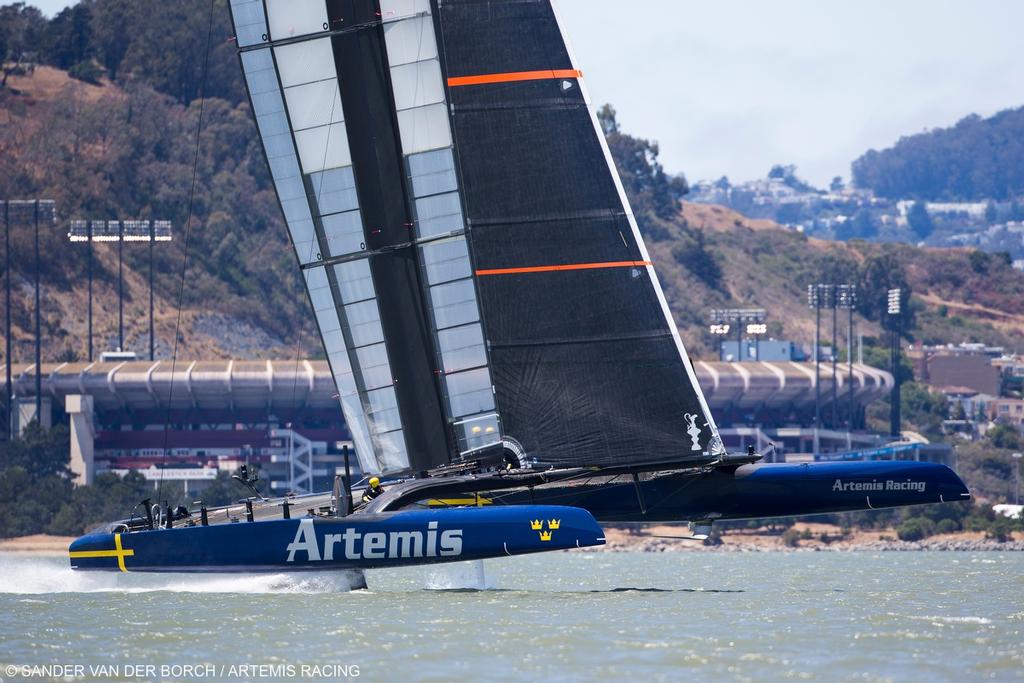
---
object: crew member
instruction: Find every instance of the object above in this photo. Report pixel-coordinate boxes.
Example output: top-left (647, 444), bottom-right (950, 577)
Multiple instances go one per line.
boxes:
top-left (361, 476), bottom-right (385, 505)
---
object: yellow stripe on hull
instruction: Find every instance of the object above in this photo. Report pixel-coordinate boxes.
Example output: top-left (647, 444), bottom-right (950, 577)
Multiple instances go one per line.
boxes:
top-left (427, 497), bottom-right (493, 507)
top-left (69, 533), bottom-right (134, 572)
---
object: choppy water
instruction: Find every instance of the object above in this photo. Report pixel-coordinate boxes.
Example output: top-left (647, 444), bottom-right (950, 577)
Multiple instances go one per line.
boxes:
top-left (1, 551), bottom-right (1022, 682)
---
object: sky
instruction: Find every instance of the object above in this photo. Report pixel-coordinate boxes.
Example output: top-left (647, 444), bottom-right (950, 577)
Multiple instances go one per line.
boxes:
top-left (25, 0), bottom-right (1024, 187)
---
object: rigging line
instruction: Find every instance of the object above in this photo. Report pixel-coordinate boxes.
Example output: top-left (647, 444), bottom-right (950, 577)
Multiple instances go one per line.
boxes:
top-left (155, 0), bottom-right (217, 505)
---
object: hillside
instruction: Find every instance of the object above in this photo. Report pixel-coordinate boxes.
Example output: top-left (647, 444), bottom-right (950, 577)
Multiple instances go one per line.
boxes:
top-left (852, 106), bottom-right (1024, 201)
top-left (2, 0), bottom-right (1024, 365)
top-left (0, 65), bottom-right (312, 361)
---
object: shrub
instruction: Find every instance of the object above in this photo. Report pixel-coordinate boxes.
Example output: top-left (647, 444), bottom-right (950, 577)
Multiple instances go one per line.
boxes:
top-left (68, 60), bottom-right (104, 85)
top-left (781, 528), bottom-right (801, 547)
top-left (935, 518), bottom-right (960, 535)
top-left (896, 517), bottom-right (935, 542)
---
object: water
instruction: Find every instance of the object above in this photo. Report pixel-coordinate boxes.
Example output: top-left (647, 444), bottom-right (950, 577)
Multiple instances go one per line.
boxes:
top-left (1, 551), bottom-right (1022, 682)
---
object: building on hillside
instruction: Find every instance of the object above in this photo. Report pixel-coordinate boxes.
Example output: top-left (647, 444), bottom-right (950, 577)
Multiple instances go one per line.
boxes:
top-left (719, 340), bottom-right (806, 362)
top-left (923, 353), bottom-right (1002, 397)
top-left (987, 398), bottom-right (1024, 429)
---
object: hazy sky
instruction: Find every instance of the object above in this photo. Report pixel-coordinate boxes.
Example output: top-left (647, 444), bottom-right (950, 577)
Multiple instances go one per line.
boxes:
top-left (26, 0), bottom-right (1024, 186)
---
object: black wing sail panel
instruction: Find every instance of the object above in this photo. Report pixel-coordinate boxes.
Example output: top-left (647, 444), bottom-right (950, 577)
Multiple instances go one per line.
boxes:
top-left (435, 0), bottom-right (724, 467)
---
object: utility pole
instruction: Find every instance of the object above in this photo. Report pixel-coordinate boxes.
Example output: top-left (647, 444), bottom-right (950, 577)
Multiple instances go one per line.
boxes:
top-left (2, 200), bottom-right (55, 435)
top-left (831, 289), bottom-right (838, 426)
top-left (1013, 452), bottom-right (1021, 506)
top-left (149, 220), bottom-right (155, 360)
top-left (3, 200), bottom-right (10, 440)
top-left (33, 201), bottom-right (41, 423)
top-left (808, 285), bottom-right (825, 436)
top-left (837, 285), bottom-right (857, 430)
top-left (118, 220), bottom-right (124, 350)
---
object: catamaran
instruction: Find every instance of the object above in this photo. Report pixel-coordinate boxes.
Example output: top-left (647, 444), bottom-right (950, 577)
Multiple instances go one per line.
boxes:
top-left (70, 0), bottom-right (969, 575)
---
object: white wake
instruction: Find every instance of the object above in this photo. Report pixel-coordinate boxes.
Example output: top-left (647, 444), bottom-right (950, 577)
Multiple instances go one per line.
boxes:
top-left (423, 560), bottom-right (493, 590)
top-left (0, 555), bottom-right (364, 594)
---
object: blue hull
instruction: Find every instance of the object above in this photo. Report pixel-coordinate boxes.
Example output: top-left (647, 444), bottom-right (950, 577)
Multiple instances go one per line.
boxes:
top-left (498, 461), bottom-right (971, 522)
top-left (69, 506), bottom-right (604, 572)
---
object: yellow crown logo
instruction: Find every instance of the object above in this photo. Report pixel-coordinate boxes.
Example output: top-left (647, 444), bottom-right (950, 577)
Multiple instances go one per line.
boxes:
top-left (547, 519), bottom-right (560, 530)
top-left (539, 530), bottom-right (553, 541)
top-left (530, 519), bottom-right (543, 530)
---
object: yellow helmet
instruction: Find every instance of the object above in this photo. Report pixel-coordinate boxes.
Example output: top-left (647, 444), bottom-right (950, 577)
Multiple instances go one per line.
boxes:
top-left (369, 477), bottom-right (380, 488)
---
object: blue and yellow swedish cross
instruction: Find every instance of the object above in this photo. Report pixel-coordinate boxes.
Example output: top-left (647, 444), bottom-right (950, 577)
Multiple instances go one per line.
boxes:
top-left (68, 533), bottom-right (135, 572)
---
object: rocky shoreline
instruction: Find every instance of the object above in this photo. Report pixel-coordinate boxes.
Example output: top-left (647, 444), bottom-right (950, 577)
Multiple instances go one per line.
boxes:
top-left (587, 523), bottom-right (1024, 553)
top-left (582, 537), bottom-right (1024, 553)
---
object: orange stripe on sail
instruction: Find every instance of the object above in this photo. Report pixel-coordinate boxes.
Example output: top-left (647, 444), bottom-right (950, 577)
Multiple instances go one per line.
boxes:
top-left (447, 69), bottom-right (583, 87)
top-left (476, 261), bottom-right (651, 276)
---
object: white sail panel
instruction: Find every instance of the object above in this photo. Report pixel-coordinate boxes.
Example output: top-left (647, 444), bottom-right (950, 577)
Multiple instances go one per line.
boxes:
top-left (229, 0), bottom-right (267, 47)
top-left (321, 212), bottom-right (364, 257)
top-left (379, 0), bottom-right (431, 23)
top-left (396, 104), bottom-right (452, 156)
top-left (311, 167), bottom-right (358, 214)
top-left (445, 368), bottom-right (496, 417)
top-left (437, 323), bottom-right (488, 374)
top-left (333, 259), bottom-right (376, 304)
top-left (390, 60), bottom-right (446, 111)
top-left (241, 48), bottom-right (321, 266)
top-left (274, 38), bottom-right (336, 88)
top-left (294, 123), bottom-right (352, 174)
top-left (408, 149), bottom-right (458, 197)
top-left (265, 0), bottom-right (329, 41)
top-left (383, 15), bottom-right (438, 66)
top-left (283, 80), bottom-right (344, 130)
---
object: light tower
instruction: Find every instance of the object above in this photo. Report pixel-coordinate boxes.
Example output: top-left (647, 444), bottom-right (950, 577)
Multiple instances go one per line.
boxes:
top-left (3, 199), bottom-right (56, 436)
top-left (836, 284), bottom-right (858, 429)
top-left (887, 288), bottom-right (902, 440)
top-left (68, 219), bottom-right (172, 360)
top-left (807, 284), bottom-right (835, 434)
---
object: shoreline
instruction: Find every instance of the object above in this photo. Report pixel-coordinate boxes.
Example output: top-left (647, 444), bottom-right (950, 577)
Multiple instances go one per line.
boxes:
top-left (591, 522), bottom-right (1024, 552)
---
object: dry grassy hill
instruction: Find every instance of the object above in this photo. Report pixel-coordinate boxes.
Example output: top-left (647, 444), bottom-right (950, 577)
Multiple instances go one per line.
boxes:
top-left (3, 67), bottom-right (1023, 366)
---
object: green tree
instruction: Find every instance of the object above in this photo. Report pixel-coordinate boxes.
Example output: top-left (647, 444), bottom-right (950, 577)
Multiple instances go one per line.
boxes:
top-left (852, 107), bottom-right (1024, 201)
top-left (672, 228), bottom-right (723, 289)
top-left (0, 422), bottom-right (71, 480)
top-left (988, 423), bottom-right (1021, 450)
top-left (42, 3), bottom-right (93, 70)
top-left (985, 201), bottom-right (998, 223)
top-left (907, 201), bottom-right (934, 239)
top-left (856, 252), bottom-right (913, 330)
top-left (598, 104), bottom-right (688, 221)
top-left (88, 0), bottom-right (136, 82)
top-left (0, 2), bottom-right (47, 87)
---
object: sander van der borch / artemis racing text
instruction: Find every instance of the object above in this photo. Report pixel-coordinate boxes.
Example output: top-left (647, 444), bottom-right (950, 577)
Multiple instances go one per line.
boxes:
top-left (2, 664), bottom-right (361, 679)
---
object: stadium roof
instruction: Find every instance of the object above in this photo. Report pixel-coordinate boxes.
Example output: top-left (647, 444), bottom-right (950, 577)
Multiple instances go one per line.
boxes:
top-left (2, 360), bottom-right (891, 414)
